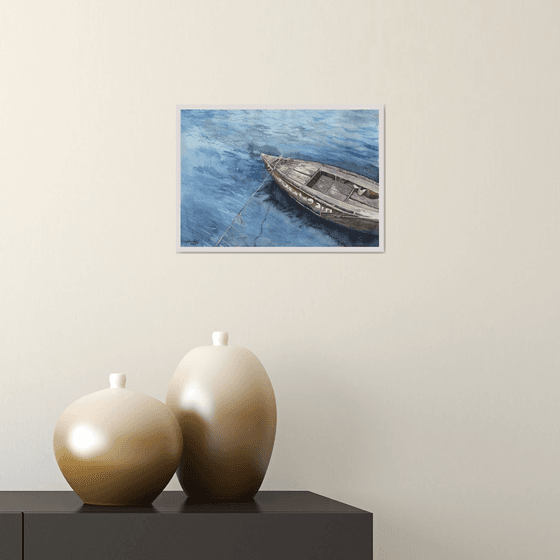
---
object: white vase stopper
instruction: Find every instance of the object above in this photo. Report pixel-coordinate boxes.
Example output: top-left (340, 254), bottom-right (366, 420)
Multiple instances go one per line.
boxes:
top-left (109, 373), bottom-right (127, 388)
top-left (212, 331), bottom-right (229, 346)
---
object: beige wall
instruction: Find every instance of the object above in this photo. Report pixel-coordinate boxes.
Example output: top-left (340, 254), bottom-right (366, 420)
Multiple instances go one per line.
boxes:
top-left (1, 0), bottom-right (559, 558)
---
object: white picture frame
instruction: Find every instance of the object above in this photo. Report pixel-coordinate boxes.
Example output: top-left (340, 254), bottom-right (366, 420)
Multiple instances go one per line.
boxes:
top-left (176, 105), bottom-right (384, 252)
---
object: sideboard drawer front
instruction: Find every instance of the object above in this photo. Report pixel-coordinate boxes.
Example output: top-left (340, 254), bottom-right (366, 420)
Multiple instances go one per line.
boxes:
top-left (24, 512), bottom-right (372, 560)
top-left (0, 512), bottom-right (22, 560)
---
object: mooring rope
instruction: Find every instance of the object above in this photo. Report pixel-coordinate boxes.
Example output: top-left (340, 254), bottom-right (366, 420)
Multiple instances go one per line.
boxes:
top-left (214, 177), bottom-right (269, 247)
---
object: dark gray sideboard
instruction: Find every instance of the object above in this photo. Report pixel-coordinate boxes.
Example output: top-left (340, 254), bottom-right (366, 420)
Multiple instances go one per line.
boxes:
top-left (0, 491), bottom-right (372, 560)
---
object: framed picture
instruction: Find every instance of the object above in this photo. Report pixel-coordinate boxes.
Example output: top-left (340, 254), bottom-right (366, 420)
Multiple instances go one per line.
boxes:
top-left (176, 105), bottom-right (384, 252)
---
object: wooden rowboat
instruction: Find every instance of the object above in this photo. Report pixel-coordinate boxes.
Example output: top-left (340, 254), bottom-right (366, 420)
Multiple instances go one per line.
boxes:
top-left (261, 154), bottom-right (379, 232)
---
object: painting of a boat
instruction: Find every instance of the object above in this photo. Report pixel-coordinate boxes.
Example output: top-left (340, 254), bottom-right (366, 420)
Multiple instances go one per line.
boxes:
top-left (262, 154), bottom-right (379, 232)
top-left (177, 106), bottom-right (384, 252)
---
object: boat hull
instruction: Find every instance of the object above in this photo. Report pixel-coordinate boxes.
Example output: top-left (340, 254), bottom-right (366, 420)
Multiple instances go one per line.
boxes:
top-left (261, 154), bottom-right (379, 233)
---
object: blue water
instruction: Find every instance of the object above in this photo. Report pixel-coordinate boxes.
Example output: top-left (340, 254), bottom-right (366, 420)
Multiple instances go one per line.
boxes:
top-left (180, 109), bottom-right (380, 248)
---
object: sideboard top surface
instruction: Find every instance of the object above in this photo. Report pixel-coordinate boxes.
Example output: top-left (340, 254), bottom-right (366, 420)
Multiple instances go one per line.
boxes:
top-left (0, 491), bottom-right (370, 515)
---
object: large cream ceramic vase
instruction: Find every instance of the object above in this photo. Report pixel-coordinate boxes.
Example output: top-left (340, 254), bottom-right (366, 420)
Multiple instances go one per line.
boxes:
top-left (53, 373), bottom-right (183, 506)
top-left (166, 332), bottom-right (277, 501)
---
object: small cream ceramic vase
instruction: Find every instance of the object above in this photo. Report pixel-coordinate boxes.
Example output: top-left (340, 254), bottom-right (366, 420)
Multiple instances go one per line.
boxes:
top-left (53, 374), bottom-right (183, 506)
top-left (166, 332), bottom-right (277, 501)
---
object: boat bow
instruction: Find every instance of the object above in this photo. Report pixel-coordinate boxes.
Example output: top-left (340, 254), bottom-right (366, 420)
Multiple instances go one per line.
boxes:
top-left (261, 153), bottom-right (280, 173)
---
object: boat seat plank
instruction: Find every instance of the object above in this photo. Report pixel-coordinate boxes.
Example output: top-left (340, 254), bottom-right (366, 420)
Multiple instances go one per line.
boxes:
top-left (283, 169), bottom-right (311, 187)
top-left (293, 164), bottom-right (318, 176)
